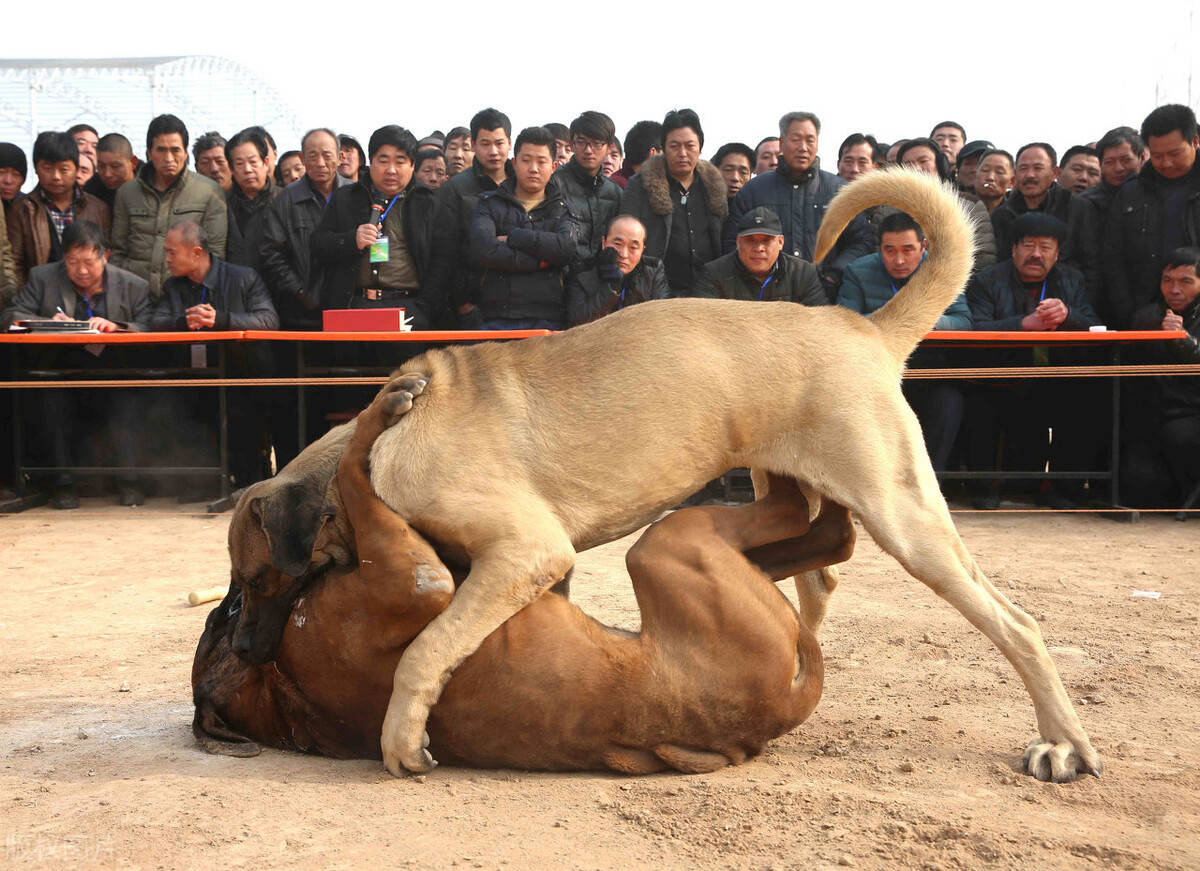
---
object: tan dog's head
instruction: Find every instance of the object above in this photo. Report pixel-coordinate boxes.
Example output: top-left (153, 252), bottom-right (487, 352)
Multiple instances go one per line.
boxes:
top-left (227, 477), bottom-right (344, 665)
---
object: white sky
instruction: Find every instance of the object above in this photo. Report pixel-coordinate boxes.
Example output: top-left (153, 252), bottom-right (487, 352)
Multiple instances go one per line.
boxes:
top-left (6, 0), bottom-right (1199, 163)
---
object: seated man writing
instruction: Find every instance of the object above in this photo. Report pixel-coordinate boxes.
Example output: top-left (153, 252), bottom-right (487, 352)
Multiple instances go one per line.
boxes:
top-left (193, 383), bottom-right (854, 773)
top-left (2, 219), bottom-right (150, 508)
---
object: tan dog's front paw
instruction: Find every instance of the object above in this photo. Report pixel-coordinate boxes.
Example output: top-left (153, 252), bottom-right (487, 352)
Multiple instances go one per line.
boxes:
top-left (377, 373), bottom-right (428, 427)
top-left (1022, 736), bottom-right (1102, 783)
top-left (381, 706), bottom-right (438, 776)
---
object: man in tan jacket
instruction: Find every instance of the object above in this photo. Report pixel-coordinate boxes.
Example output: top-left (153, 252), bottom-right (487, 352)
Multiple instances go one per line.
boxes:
top-left (110, 114), bottom-right (226, 298)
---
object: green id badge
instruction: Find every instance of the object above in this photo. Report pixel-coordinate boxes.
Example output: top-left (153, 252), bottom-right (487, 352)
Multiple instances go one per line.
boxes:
top-left (369, 235), bottom-right (390, 263)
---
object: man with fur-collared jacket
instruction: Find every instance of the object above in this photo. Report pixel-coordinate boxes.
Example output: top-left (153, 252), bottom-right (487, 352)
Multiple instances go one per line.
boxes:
top-left (619, 109), bottom-right (726, 297)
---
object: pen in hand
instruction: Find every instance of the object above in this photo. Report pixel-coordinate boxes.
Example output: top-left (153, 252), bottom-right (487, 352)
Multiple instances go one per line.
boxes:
top-left (52, 306), bottom-right (71, 322)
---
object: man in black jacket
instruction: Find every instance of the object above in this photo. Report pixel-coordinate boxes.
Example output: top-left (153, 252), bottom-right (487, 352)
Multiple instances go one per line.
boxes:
top-left (965, 213), bottom-right (1102, 509)
top-left (468, 126), bottom-right (575, 330)
top-left (435, 108), bottom-right (513, 328)
top-left (256, 127), bottom-right (352, 467)
top-left (311, 124), bottom-right (449, 333)
top-left (1125, 247), bottom-right (1200, 505)
top-left (225, 127), bottom-right (283, 271)
top-left (566, 215), bottom-right (667, 326)
top-left (990, 142), bottom-right (1101, 318)
top-left (694, 207), bottom-right (827, 306)
top-left (553, 111), bottom-right (622, 270)
top-left (1104, 104), bottom-right (1200, 328)
top-left (154, 221), bottom-right (278, 489)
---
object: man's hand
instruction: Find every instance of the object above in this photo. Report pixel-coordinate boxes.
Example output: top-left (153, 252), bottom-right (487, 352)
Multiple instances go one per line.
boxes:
top-left (87, 317), bottom-right (120, 333)
top-left (1163, 310), bottom-right (1184, 331)
top-left (1022, 298), bottom-right (1069, 331)
top-left (356, 223), bottom-right (380, 250)
top-left (51, 311), bottom-right (72, 322)
top-left (185, 303), bottom-right (217, 330)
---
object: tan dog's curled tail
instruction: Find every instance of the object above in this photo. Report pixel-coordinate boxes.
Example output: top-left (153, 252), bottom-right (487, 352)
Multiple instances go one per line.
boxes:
top-left (813, 168), bottom-right (977, 366)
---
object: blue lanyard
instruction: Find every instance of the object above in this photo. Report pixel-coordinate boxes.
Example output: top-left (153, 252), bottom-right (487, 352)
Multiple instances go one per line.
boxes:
top-left (1038, 279), bottom-right (1047, 303)
top-left (82, 296), bottom-right (94, 318)
top-left (378, 194), bottom-right (400, 224)
top-left (758, 274), bottom-right (775, 301)
top-left (889, 279), bottom-right (900, 297)
top-left (618, 285), bottom-right (627, 309)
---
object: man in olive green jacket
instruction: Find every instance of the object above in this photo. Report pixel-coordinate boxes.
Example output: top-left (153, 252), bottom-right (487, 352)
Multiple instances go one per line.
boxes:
top-left (110, 114), bottom-right (226, 298)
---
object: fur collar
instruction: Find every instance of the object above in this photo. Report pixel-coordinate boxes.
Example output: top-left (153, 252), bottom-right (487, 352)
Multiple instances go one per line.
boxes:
top-left (638, 155), bottom-right (728, 218)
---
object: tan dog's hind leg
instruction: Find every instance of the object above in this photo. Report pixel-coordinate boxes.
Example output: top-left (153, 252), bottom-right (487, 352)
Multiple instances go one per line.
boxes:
top-left (381, 523), bottom-right (576, 775)
top-left (822, 437), bottom-right (1100, 782)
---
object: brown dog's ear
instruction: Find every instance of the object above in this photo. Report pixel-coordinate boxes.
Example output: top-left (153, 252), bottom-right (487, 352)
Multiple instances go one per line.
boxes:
top-left (255, 482), bottom-right (338, 577)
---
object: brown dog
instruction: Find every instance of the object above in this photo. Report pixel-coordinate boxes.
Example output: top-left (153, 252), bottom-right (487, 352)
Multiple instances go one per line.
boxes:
top-left (337, 169), bottom-right (1099, 782)
top-left (197, 384), bottom-right (852, 772)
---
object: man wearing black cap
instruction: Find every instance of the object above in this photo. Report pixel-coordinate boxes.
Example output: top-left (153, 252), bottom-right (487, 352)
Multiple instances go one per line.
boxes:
top-left (964, 212), bottom-right (1101, 509)
top-left (694, 206), bottom-right (827, 305)
top-left (955, 140), bottom-right (994, 199)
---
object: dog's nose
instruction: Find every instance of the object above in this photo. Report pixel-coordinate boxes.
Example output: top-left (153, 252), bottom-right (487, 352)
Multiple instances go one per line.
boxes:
top-left (232, 632), bottom-right (253, 659)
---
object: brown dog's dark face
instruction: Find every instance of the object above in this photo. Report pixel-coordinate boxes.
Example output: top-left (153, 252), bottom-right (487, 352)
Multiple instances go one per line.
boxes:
top-left (227, 480), bottom-right (339, 665)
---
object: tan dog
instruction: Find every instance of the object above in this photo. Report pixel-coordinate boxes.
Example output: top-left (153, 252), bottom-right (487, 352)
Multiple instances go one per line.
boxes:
top-left (198, 385), bottom-right (848, 772)
top-left (349, 169), bottom-right (1099, 783)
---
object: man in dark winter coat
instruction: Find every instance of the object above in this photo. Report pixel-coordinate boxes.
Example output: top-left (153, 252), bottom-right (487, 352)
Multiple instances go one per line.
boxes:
top-left (153, 221), bottom-right (278, 489)
top-left (964, 213), bottom-right (1101, 509)
top-left (1125, 247), bottom-right (1200, 505)
top-left (311, 124), bottom-right (450, 333)
top-left (567, 215), bottom-right (667, 326)
top-left (435, 108), bottom-right (514, 328)
top-left (467, 126), bottom-right (576, 330)
top-left (553, 111), bottom-right (622, 270)
top-left (725, 112), bottom-right (874, 284)
top-left (224, 127), bottom-right (284, 271)
top-left (990, 142), bottom-right (1101, 318)
top-left (694, 207), bottom-right (827, 306)
top-left (1079, 126), bottom-right (1144, 219)
top-left (621, 109), bottom-right (726, 296)
top-left (1104, 104), bottom-right (1200, 328)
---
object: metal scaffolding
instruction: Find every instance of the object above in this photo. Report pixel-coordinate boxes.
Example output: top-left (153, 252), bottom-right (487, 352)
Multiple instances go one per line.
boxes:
top-left (0, 56), bottom-right (302, 152)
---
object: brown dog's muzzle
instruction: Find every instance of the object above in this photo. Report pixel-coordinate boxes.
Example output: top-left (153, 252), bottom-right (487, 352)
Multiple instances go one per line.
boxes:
top-left (231, 568), bottom-right (323, 665)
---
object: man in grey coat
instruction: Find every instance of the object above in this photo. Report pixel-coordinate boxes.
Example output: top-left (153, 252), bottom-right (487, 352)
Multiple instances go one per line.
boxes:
top-left (2, 220), bottom-right (151, 508)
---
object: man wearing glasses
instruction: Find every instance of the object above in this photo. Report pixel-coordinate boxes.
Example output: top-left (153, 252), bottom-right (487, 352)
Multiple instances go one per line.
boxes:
top-left (552, 111), bottom-right (622, 271)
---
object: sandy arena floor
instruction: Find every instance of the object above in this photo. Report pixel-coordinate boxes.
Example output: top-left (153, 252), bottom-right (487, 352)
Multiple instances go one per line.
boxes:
top-left (1, 500), bottom-right (1197, 870)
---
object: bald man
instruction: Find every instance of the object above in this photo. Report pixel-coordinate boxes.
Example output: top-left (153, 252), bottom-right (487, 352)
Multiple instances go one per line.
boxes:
top-left (566, 214), bottom-right (669, 325)
top-left (151, 221), bottom-right (278, 491)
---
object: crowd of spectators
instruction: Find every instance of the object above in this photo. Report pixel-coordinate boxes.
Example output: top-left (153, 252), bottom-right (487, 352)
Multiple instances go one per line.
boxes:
top-left (1, 103), bottom-right (1198, 513)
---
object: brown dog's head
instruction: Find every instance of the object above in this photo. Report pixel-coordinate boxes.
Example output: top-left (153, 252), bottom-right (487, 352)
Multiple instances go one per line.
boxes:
top-left (227, 478), bottom-right (341, 664)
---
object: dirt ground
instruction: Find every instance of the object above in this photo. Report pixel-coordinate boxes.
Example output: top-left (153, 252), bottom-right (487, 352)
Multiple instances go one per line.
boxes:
top-left (1, 499), bottom-right (1197, 871)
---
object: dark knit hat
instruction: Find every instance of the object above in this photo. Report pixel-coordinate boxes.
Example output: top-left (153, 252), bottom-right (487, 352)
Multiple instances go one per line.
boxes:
top-left (0, 142), bottom-right (27, 180)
